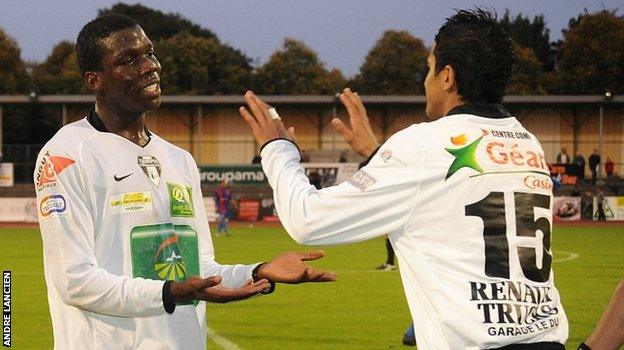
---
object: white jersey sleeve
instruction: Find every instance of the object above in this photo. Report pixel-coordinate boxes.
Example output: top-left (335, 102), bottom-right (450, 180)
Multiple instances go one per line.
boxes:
top-left (260, 138), bottom-right (421, 245)
top-left (187, 155), bottom-right (259, 289)
top-left (35, 143), bottom-right (166, 318)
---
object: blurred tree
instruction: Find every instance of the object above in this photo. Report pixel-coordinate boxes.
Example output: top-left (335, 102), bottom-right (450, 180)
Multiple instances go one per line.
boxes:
top-left (500, 11), bottom-right (555, 71)
top-left (554, 10), bottom-right (624, 94)
top-left (254, 38), bottom-right (346, 94)
top-left (507, 43), bottom-right (549, 95)
top-left (351, 30), bottom-right (427, 95)
top-left (32, 41), bottom-right (86, 94)
top-left (0, 27), bottom-right (59, 145)
top-left (99, 3), bottom-right (217, 41)
top-left (0, 28), bottom-right (29, 94)
top-left (157, 32), bottom-right (252, 94)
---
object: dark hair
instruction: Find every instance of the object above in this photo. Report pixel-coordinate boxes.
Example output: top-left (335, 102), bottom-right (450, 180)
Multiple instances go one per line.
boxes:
top-left (434, 9), bottom-right (516, 103)
top-left (76, 14), bottom-right (139, 74)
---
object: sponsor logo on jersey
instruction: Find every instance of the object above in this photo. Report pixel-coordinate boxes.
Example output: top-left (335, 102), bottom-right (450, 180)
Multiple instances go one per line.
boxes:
top-left (445, 134), bottom-right (485, 180)
top-left (523, 175), bottom-right (553, 191)
top-left (469, 280), bottom-right (562, 337)
top-left (130, 223), bottom-right (200, 305)
top-left (109, 191), bottom-right (152, 214)
top-left (167, 182), bottom-right (195, 217)
top-left (445, 130), bottom-right (548, 180)
top-left (380, 149), bottom-right (392, 163)
top-left (485, 141), bottom-right (547, 170)
top-left (138, 155), bottom-right (161, 187)
top-left (347, 170), bottom-right (377, 191)
top-left (35, 151), bottom-right (75, 191)
top-left (154, 234), bottom-right (187, 280)
top-left (39, 194), bottom-right (66, 218)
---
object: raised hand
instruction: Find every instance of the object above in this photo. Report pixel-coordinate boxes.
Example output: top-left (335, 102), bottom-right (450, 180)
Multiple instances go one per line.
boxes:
top-left (171, 276), bottom-right (271, 303)
top-left (239, 90), bottom-right (296, 146)
top-left (331, 87), bottom-right (380, 158)
top-left (256, 251), bottom-right (337, 284)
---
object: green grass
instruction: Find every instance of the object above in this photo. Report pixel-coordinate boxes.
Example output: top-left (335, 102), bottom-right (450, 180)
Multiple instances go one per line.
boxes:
top-left (0, 224), bottom-right (622, 349)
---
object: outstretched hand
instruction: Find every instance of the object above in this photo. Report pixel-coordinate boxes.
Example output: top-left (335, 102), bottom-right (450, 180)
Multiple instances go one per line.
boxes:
top-left (171, 276), bottom-right (272, 303)
top-left (331, 87), bottom-right (379, 158)
top-left (256, 250), bottom-right (337, 284)
top-left (239, 91), bottom-right (296, 147)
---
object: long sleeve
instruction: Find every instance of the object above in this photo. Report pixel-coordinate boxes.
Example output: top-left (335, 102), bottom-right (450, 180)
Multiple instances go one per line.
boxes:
top-left (35, 148), bottom-right (166, 317)
top-left (189, 157), bottom-right (259, 289)
top-left (260, 137), bottom-right (422, 246)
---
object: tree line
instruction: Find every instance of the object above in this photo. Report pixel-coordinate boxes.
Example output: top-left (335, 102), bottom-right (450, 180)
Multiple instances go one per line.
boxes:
top-left (0, 4), bottom-right (623, 143)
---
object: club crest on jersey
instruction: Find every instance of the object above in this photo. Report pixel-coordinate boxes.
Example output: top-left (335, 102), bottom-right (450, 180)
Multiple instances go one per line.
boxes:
top-left (35, 151), bottom-right (75, 191)
top-left (138, 155), bottom-right (161, 187)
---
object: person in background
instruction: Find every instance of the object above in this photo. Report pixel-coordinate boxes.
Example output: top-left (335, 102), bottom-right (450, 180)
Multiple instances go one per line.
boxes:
top-left (339, 151), bottom-right (348, 163)
top-left (573, 151), bottom-right (586, 182)
top-left (605, 157), bottom-right (614, 179)
top-left (214, 180), bottom-right (233, 236)
top-left (589, 149), bottom-right (601, 184)
top-left (376, 236), bottom-right (396, 271)
top-left (596, 187), bottom-right (606, 221)
top-left (556, 147), bottom-right (570, 164)
top-left (403, 322), bottom-right (416, 346)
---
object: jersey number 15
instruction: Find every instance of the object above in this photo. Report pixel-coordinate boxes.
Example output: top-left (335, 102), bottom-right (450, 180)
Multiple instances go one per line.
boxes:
top-left (465, 192), bottom-right (552, 283)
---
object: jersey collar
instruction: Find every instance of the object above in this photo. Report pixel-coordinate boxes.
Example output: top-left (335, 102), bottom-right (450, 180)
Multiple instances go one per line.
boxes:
top-left (87, 107), bottom-right (153, 137)
top-left (446, 103), bottom-right (512, 119)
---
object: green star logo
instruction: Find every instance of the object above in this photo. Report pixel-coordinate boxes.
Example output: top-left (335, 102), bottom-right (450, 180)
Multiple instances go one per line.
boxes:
top-left (444, 136), bottom-right (484, 180)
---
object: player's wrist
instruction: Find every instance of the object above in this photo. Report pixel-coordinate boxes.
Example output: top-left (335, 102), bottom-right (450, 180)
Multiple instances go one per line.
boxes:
top-left (162, 280), bottom-right (176, 314)
top-left (252, 263), bottom-right (276, 294)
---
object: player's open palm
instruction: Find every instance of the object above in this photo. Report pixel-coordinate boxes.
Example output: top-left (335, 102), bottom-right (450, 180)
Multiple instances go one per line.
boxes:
top-left (257, 251), bottom-right (337, 283)
top-left (172, 276), bottom-right (271, 303)
top-left (331, 87), bottom-right (380, 158)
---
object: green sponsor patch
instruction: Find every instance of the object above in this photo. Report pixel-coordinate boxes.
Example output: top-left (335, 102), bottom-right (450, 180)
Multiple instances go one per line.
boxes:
top-left (130, 223), bottom-right (200, 305)
top-left (167, 182), bottom-right (195, 217)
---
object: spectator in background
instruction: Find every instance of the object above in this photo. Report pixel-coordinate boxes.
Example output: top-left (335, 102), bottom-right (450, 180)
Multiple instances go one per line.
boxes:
top-left (300, 149), bottom-right (311, 163)
top-left (573, 151), bottom-right (586, 181)
top-left (556, 147), bottom-right (570, 164)
top-left (214, 180), bottom-right (233, 236)
top-left (570, 185), bottom-right (580, 196)
top-left (596, 187), bottom-right (606, 221)
top-left (589, 149), bottom-right (601, 184)
top-left (252, 153), bottom-right (262, 164)
top-left (605, 157), bottom-right (615, 179)
top-left (339, 151), bottom-right (348, 163)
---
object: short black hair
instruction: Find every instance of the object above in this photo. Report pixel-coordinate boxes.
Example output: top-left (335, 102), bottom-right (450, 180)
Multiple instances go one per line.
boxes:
top-left (76, 14), bottom-right (139, 74)
top-left (434, 9), bottom-right (516, 103)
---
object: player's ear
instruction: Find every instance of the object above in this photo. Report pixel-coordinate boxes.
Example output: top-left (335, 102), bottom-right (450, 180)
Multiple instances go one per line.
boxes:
top-left (83, 71), bottom-right (103, 93)
top-left (442, 64), bottom-right (457, 93)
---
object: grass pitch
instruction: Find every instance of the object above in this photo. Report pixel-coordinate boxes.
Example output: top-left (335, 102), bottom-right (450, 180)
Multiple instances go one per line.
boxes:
top-left (0, 224), bottom-right (622, 349)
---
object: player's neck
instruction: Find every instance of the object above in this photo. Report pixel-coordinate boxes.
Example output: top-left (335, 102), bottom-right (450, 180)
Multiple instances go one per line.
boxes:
top-left (442, 95), bottom-right (465, 117)
top-left (95, 103), bottom-right (150, 146)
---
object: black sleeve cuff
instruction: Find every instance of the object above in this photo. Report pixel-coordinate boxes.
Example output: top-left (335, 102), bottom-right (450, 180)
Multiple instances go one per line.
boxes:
top-left (358, 146), bottom-right (381, 169)
top-left (252, 263), bottom-right (276, 295)
top-left (577, 343), bottom-right (592, 350)
top-left (259, 138), bottom-right (300, 155)
top-left (162, 280), bottom-right (176, 314)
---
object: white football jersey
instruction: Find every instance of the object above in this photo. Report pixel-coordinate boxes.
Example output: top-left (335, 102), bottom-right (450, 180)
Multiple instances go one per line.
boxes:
top-left (35, 114), bottom-right (258, 350)
top-left (262, 110), bottom-right (568, 349)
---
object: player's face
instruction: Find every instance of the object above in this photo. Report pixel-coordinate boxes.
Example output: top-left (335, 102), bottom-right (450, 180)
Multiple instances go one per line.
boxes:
top-left (98, 26), bottom-right (161, 114)
top-left (424, 44), bottom-right (445, 119)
